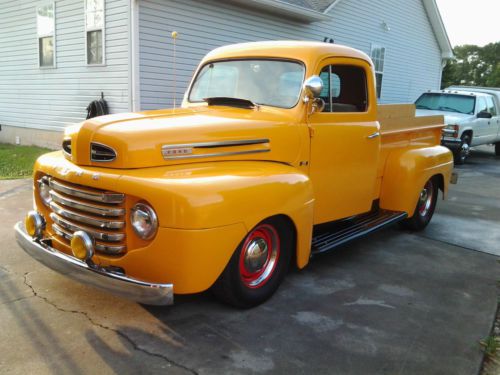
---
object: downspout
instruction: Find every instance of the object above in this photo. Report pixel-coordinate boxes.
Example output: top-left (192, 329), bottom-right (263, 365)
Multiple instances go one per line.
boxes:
top-left (129, 0), bottom-right (141, 112)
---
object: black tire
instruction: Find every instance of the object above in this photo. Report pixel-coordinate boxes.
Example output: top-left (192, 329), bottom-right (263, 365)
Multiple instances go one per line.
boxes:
top-left (495, 143), bottom-right (500, 156)
top-left (453, 134), bottom-right (471, 165)
top-left (400, 177), bottom-right (439, 231)
top-left (212, 217), bottom-right (293, 308)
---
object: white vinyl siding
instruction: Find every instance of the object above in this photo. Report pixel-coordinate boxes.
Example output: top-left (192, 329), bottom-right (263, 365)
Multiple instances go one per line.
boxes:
top-left (138, 0), bottom-right (443, 109)
top-left (0, 0), bottom-right (130, 132)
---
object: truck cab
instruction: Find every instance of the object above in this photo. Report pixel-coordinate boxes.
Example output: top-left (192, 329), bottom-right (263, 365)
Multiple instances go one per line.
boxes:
top-left (16, 41), bottom-right (454, 308)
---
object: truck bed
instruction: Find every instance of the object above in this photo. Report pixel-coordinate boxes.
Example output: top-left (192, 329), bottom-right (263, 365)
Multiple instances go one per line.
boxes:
top-left (378, 104), bottom-right (444, 135)
top-left (374, 104), bottom-right (447, 195)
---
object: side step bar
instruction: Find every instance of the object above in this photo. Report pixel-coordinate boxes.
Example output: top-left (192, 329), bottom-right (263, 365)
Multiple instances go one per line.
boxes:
top-left (311, 210), bottom-right (407, 255)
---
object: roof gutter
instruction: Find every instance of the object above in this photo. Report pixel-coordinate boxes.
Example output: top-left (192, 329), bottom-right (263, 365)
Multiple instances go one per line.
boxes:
top-left (233, 0), bottom-right (332, 22)
top-left (422, 0), bottom-right (454, 59)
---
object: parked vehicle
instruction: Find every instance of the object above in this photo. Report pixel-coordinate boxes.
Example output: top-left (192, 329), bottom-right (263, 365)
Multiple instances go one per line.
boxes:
top-left (15, 41), bottom-right (454, 308)
top-left (415, 89), bottom-right (500, 163)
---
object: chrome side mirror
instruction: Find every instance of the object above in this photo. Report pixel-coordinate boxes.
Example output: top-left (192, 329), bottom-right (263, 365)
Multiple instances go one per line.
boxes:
top-left (303, 76), bottom-right (323, 101)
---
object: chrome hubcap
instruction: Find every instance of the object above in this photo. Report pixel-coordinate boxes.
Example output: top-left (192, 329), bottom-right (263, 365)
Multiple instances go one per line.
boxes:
top-left (418, 181), bottom-right (433, 217)
top-left (239, 224), bottom-right (280, 288)
top-left (461, 143), bottom-right (470, 159)
top-left (243, 238), bottom-right (269, 274)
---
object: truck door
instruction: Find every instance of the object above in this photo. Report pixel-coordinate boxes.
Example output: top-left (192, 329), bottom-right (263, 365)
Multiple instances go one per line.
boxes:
top-left (485, 95), bottom-right (500, 143)
top-left (472, 96), bottom-right (492, 145)
top-left (307, 58), bottom-right (380, 224)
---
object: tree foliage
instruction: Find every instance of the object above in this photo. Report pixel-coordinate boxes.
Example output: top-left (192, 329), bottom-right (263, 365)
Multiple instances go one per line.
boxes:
top-left (442, 42), bottom-right (500, 89)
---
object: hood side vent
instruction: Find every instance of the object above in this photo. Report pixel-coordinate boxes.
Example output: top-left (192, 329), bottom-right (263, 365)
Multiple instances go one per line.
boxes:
top-left (91, 143), bottom-right (117, 162)
top-left (62, 139), bottom-right (72, 158)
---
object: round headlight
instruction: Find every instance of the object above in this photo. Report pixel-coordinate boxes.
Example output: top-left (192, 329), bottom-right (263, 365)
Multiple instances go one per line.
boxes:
top-left (38, 179), bottom-right (52, 206)
top-left (130, 203), bottom-right (158, 240)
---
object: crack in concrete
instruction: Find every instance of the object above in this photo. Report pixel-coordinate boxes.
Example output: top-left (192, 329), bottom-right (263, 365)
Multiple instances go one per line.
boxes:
top-left (0, 183), bottom-right (31, 199)
top-left (0, 295), bottom-right (35, 306)
top-left (416, 234), bottom-right (496, 256)
top-left (22, 272), bottom-right (198, 375)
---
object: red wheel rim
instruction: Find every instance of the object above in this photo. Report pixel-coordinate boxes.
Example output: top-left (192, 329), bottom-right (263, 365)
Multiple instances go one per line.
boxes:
top-left (238, 224), bottom-right (280, 289)
top-left (418, 180), bottom-right (434, 217)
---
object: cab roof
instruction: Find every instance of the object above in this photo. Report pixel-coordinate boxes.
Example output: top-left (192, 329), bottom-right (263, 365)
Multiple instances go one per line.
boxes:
top-left (425, 89), bottom-right (489, 98)
top-left (202, 41), bottom-right (372, 69)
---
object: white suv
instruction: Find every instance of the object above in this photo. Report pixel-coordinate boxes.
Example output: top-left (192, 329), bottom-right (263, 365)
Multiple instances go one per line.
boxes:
top-left (415, 88), bottom-right (500, 164)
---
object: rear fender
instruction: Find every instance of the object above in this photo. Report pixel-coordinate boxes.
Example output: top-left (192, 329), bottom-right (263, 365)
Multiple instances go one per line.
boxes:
top-left (379, 146), bottom-right (453, 217)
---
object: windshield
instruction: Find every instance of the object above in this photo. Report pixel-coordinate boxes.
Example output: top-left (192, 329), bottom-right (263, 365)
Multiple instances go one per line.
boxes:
top-left (188, 59), bottom-right (305, 109)
top-left (415, 93), bottom-right (476, 115)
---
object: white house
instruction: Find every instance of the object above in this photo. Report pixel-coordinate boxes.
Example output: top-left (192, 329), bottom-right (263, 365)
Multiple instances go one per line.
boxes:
top-left (0, 0), bottom-right (452, 148)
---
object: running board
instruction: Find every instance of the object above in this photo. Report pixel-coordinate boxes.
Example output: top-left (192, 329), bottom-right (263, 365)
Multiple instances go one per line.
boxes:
top-left (311, 210), bottom-right (407, 255)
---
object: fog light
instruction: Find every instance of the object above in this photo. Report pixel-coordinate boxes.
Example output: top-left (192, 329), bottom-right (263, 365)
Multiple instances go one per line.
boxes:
top-left (71, 231), bottom-right (94, 261)
top-left (24, 211), bottom-right (45, 239)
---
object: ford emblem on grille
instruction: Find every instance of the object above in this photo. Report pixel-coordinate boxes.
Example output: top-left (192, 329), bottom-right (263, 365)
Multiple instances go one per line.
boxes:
top-left (90, 143), bottom-right (117, 162)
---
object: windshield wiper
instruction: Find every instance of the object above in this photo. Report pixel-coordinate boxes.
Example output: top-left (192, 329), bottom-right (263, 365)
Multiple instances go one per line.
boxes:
top-left (204, 97), bottom-right (257, 109)
top-left (438, 106), bottom-right (461, 113)
top-left (416, 105), bottom-right (433, 110)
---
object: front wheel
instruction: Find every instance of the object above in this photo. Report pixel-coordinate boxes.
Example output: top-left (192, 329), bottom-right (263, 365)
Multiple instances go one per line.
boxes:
top-left (495, 142), bottom-right (500, 156)
top-left (453, 134), bottom-right (471, 165)
top-left (400, 177), bottom-right (439, 231)
top-left (212, 217), bottom-right (293, 308)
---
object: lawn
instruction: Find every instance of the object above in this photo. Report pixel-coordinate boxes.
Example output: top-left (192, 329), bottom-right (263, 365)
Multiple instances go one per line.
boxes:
top-left (0, 143), bottom-right (52, 179)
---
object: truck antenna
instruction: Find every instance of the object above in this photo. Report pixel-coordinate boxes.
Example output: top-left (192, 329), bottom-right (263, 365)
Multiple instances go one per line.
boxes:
top-left (171, 31), bottom-right (178, 109)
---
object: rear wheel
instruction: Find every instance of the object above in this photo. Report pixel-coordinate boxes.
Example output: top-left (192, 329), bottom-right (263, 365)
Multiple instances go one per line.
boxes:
top-left (400, 177), bottom-right (439, 231)
top-left (212, 217), bottom-right (293, 308)
top-left (454, 134), bottom-right (471, 164)
top-left (495, 142), bottom-right (500, 156)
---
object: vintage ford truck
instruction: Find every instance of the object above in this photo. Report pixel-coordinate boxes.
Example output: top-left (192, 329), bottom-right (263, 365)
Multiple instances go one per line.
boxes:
top-left (15, 41), bottom-right (454, 308)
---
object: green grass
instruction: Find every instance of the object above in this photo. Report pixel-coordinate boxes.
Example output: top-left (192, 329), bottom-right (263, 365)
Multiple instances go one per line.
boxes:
top-left (0, 143), bottom-right (52, 180)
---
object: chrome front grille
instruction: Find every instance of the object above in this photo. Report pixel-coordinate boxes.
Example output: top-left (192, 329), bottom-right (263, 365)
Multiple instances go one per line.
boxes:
top-left (43, 176), bottom-right (127, 255)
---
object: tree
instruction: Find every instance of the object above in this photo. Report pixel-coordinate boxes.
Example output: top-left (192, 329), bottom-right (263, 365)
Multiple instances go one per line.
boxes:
top-left (441, 42), bottom-right (500, 88)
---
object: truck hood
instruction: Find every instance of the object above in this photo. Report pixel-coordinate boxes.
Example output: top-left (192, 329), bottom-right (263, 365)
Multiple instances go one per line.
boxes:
top-left (64, 106), bottom-right (304, 169)
top-left (415, 109), bottom-right (475, 124)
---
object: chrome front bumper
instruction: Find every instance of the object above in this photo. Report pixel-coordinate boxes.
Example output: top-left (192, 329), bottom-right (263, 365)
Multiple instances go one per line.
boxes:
top-left (14, 222), bottom-right (173, 305)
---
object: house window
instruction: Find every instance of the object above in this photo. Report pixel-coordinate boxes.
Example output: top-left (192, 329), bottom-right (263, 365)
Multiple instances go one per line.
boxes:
top-left (37, 3), bottom-right (55, 68)
top-left (370, 45), bottom-right (385, 99)
top-left (318, 65), bottom-right (368, 113)
top-left (85, 0), bottom-right (105, 65)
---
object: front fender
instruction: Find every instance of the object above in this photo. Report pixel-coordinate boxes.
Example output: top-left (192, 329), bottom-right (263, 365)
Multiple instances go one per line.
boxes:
top-left (34, 154), bottom-right (315, 291)
top-left (379, 146), bottom-right (453, 216)
top-left (118, 160), bottom-right (315, 269)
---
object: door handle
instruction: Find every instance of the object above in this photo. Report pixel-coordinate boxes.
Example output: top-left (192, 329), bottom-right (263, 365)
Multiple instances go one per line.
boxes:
top-left (367, 132), bottom-right (380, 139)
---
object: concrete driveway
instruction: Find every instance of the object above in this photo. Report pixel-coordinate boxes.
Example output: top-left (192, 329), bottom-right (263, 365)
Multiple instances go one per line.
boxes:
top-left (1, 146), bottom-right (499, 375)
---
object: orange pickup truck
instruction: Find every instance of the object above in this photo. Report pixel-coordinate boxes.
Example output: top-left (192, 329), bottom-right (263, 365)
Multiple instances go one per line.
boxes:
top-left (15, 41), bottom-right (454, 308)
